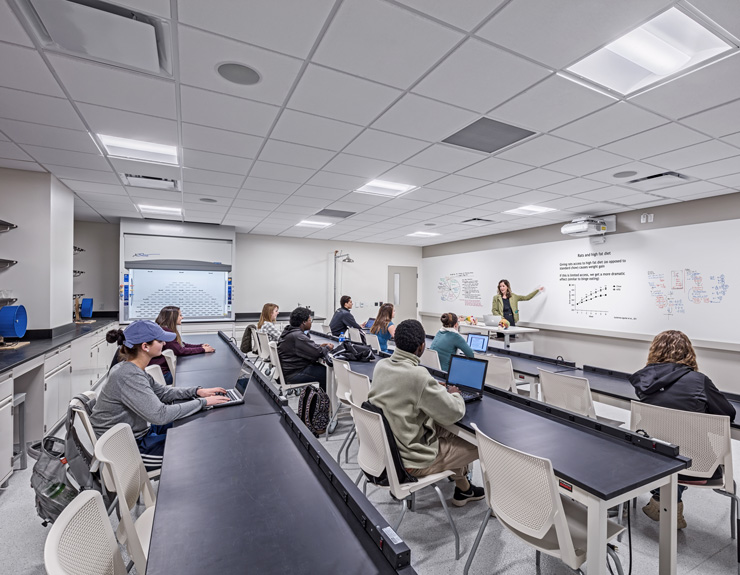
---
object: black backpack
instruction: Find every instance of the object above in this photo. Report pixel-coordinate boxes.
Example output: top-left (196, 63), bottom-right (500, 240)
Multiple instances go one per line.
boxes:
top-left (297, 385), bottom-right (331, 436)
top-left (332, 341), bottom-right (375, 362)
top-left (240, 324), bottom-right (257, 354)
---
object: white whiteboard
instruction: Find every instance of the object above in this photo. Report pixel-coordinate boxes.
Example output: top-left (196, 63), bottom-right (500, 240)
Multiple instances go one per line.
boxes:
top-left (422, 219), bottom-right (738, 343)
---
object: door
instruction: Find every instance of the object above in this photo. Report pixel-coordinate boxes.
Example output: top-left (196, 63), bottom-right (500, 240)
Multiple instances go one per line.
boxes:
top-left (387, 266), bottom-right (418, 322)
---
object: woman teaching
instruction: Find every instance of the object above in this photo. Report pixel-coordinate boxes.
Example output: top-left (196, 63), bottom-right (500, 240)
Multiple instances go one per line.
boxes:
top-left (491, 279), bottom-right (543, 327)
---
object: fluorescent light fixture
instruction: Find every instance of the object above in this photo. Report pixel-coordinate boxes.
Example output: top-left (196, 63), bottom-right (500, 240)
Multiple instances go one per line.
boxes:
top-left (354, 179), bottom-right (418, 198)
top-left (296, 220), bottom-right (333, 228)
top-left (407, 231), bottom-right (440, 237)
top-left (138, 204), bottom-right (182, 215)
top-left (503, 205), bottom-right (557, 216)
top-left (98, 134), bottom-right (178, 165)
top-left (566, 8), bottom-right (732, 95)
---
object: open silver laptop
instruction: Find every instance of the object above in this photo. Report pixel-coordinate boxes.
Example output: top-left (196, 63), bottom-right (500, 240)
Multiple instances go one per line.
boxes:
top-left (483, 314), bottom-right (501, 326)
top-left (211, 359), bottom-right (253, 408)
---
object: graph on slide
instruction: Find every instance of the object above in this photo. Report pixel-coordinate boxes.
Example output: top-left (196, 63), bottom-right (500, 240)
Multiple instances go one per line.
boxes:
top-left (569, 284), bottom-right (622, 316)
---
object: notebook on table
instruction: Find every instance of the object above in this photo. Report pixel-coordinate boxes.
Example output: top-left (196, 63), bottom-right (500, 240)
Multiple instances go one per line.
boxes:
top-left (446, 355), bottom-right (489, 403)
top-left (211, 359), bottom-right (253, 408)
top-left (466, 333), bottom-right (489, 353)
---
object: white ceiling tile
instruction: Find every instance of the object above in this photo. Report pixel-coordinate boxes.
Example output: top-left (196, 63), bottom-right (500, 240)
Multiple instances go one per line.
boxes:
top-left (273, 204), bottom-right (315, 215)
top-left (547, 149), bottom-right (635, 177)
top-left (497, 134), bottom-right (589, 167)
top-left (552, 102), bottom-right (669, 148)
top-left (45, 165), bottom-right (118, 183)
top-left (231, 201), bottom-right (280, 212)
top-left (490, 75), bottom-right (615, 132)
top-left (395, 0), bottom-right (504, 31)
top-left (573, 186), bottom-right (633, 202)
top-left (425, 174), bottom-right (488, 193)
top-left (0, 1), bottom-right (33, 46)
top-left (282, 195), bottom-right (333, 209)
top-left (602, 123), bottom-right (710, 160)
top-left (0, 44), bottom-right (64, 96)
top-left (271, 109), bottom-right (363, 151)
top-left (0, 119), bottom-right (98, 154)
top-left (404, 144), bottom-right (485, 172)
top-left (540, 177), bottom-right (607, 195)
top-left (61, 180), bottom-right (127, 195)
top-left (648, 180), bottom-right (726, 199)
top-left (183, 200), bottom-right (228, 214)
top-left (538, 195), bottom-right (592, 210)
top-left (76, 191), bottom-right (131, 205)
top-left (48, 54), bottom-right (176, 118)
top-left (567, 201), bottom-right (625, 216)
top-left (323, 154), bottom-right (394, 178)
top-left (464, 182), bottom-right (526, 199)
top-left (379, 164), bottom-right (446, 187)
top-left (414, 38), bottom-right (551, 113)
top-left (181, 123), bottom-right (262, 158)
top-left (645, 140), bottom-right (740, 171)
top-left (183, 149), bottom-right (252, 175)
top-left (21, 145), bottom-right (108, 170)
top-left (504, 189), bottom-right (564, 204)
top-left (437, 194), bottom-right (491, 208)
top-left (402, 187), bottom-right (457, 203)
top-left (344, 191), bottom-right (397, 206)
top-left (630, 54), bottom-right (740, 120)
top-left (260, 140), bottom-right (334, 170)
top-left (457, 156), bottom-right (530, 181)
top-left (476, 0), bottom-right (672, 69)
top-left (468, 199), bottom-right (520, 213)
top-left (249, 160), bottom-right (315, 184)
top-left (181, 86), bottom-right (279, 136)
top-left (0, 87), bottom-right (84, 130)
top-left (680, 98), bottom-right (740, 139)
top-left (343, 129), bottom-right (429, 163)
top-left (608, 193), bottom-right (662, 206)
top-left (77, 103), bottom-right (178, 148)
top-left (584, 161), bottom-right (663, 185)
top-left (178, 25), bottom-right (302, 106)
top-left (182, 167), bottom-right (245, 187)
top-left (0, 158), bottom-right (45, 172)
top-left (305, 171), bottom-right (368, 190)
top-left (683, 155), bottom-right (740, 180)
top-left (293, 185), bottom-right (347, 201)
top-left (689, 0), bottom-right (740, 39)
top-left (109, 158), bottom-right (179, 180)
top-left (108, 0), bottom-right (170, 17)
top-left (710, 173), bottom-right (740, 188)
top-left (236, 190), bottom-right (289, 205)
top-left (288, 64), bottom-right (402, 125)
top-left (0, 141), bottom-right (33, 161)
top-left (178, 0), bottom-right (336, 58)
top-left (373, 93), bottom-right (478, 142)
top-left (501, 168), bottom-right (571, 189)
top-left (313, 0), bottom-right (463, 89)
top-left (127, 189), bottom-right (183, 202)
top-left (242, 176), bottom-right (301, 194)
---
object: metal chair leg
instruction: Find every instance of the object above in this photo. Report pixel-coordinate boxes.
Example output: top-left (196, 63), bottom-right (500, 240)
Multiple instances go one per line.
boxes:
top-left (355, 470), bottom-right (364, 486)
top-left (345, 429), bottom-right (357, 463)
top-left (394, 498), bottom-right (408, 532)
top-left (336, 424), bottom-right (355, 463)
top-left (536, 550), bottom-right (541, 568)
top-left (463, 509), bottom-right (492, 575)
top-left (433, 484), bottom-right (460, 559)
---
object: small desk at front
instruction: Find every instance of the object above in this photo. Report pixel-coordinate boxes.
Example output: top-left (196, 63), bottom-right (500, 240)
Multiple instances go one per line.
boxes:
top-left (325, 343), bottom-right (688, 575)
top-left (145, 332), bottom-right (416, 575)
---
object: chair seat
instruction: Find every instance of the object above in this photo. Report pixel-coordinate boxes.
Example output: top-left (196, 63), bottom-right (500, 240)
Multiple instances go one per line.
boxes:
top-left (595, 415), bottom-right (625, 427)
top-left (679, 477), bottom-right (724, 488)
top-left (399, 470), bottom-right (454, 496)
top-left (135, 506), bottom-right (156, 559)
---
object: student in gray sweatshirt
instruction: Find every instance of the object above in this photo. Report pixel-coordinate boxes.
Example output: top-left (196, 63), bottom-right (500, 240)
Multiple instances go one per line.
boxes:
top-left (90, 320), bottom-right (229, 469)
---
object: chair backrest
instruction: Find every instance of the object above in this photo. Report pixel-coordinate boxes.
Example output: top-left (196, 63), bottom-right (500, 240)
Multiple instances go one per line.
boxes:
top-left (333, 358), bottom-right (352, 404)
top-left (256, 331), bottom-right (272, 361)
top-left (347, 370), bottom-right (371, 406)
top-left (252, 326), bottom-right (263, 356)
top-left (364, 332), bottom-right (380, 352)
top-left (630, 401), bottom-right (733, 483)
top-left (161, 349), bottom-right (177, 384)
top-left (348, 327), bottom-right (362, 343)
top-left (44, 490), bottom-right (127, 575)
top-left (268, 341), bottom-right (286, 384)
top-left (421, 348), bottom-right (441, 370)
top-left (321, 324), bottom-right (332, 334)
top-left (145, 364), bottom-right (168, 387)
top-left (70, 391), bottom-right (98, 450)
top-left (538, 369), bottom-right (597, 419)
top-left (472, 422), bottom-right (580, 568)
top-left (485, 356), bottom-right (517, 392)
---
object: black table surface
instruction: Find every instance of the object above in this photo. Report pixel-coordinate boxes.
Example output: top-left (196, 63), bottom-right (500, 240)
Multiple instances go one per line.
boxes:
top-left (175, 333), bottom-right (239, 372)
top-left (146, 413), bottom-right (404, 575)
top-left (0, 319), bottom-right (117, 373)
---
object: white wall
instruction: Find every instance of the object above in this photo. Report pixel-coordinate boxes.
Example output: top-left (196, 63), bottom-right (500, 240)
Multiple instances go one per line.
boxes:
top-left (234, 234), bottom-right (423, 320)
top-left (49, 176), bottom-right (74, 328)
top-left (73, 221), bottom-right (119, 313)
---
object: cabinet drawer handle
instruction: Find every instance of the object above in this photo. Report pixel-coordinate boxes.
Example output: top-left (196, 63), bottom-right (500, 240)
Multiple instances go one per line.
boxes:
top-left (0, 396), bottom-right (12, 410)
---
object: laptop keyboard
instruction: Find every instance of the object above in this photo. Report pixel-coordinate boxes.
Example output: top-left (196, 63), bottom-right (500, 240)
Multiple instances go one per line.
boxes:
top-left (459, 390), bottom-right (480, 402)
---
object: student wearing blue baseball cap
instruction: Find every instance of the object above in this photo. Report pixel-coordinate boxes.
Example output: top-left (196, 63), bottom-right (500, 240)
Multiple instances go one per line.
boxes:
top-left (90, 320), bottom-right (230, 469)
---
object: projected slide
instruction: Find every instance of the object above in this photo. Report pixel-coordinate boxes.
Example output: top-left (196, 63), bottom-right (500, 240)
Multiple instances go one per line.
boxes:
top-left (128, 269), bottom-right (230, 320)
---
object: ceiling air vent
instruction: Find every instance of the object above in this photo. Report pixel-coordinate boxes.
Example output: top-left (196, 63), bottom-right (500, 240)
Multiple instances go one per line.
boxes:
top-left (443, 118), bottom-right (535, 154)
top-left (123, 174), bottom-right (179, 191)
top-left (11, 0), bottom-right (172, 75)
top-left (461, 217), bottom-right (495, 226)
top-left (314, 209), bottom-right (355, 219)
top-left (626, 171), bottom-right (694, 191)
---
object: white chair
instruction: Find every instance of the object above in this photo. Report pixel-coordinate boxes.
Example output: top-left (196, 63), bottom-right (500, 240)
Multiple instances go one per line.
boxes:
top-left (464, 423), bottom-right (624, 574)
top-left (340, 370), bottom-right (373, 463)
top-left (94, 423), bottom-right (157, 575)
top-left (484, 356), bottom-right (520, 394)
top-left (251, 326), bottom-right (266, 370)
top-left (365, 332), bottom-right (381, 352)
top-left (44, 490), bottom-right (127, 575)
top-left (538, 369), bottom-right (624, 427)
top-left (268, 341), bottom-right (321, 397)
top-left (320, 324), bottom-right (332, 335)
top-left (161, 349), bottom-right (177, 385)
top-left (348, 399), bottom-right (461, 559)
top-left (348, 327), bottom-right (363, 343)
top-left (145, 364), bottom-right (168, 387)
top-left (421, 348), bottom-right (441, 371)
top-left (328, 358), bottom-right (354, 456)
top-left (630, 401), bottom-right (739, 540)
top-left (256, 331), bottom-right (273, 376)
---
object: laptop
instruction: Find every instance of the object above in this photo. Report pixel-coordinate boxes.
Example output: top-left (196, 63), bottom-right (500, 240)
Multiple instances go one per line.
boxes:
top-left (211, 359), bottom-right (253, 408)
top-left (466, 333), bottom-right (489, 353)
top-left (446, 355), bottom-right (489, 403)
top-left (365, 318), bottom-right (375, 329)
top-left (483, 314), bottom-right (502, 326)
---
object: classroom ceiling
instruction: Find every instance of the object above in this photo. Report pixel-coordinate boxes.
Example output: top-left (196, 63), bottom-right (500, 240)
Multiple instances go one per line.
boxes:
top-left (1, 0), bottom-right (739, 246)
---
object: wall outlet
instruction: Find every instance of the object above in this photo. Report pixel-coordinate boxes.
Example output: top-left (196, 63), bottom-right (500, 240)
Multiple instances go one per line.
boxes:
top-left (647, 213), bottom-right (654, 223)
top-left (640, 213), bottom-right (647, 224)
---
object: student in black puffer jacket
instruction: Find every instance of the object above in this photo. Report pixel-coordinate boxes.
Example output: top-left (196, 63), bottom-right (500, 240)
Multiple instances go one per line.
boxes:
top-left (629, 330), bottom-right (735, 529)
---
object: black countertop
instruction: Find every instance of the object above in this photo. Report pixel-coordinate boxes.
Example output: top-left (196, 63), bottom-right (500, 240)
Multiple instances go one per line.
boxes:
top-left (0, 319), bottom-right (117, 374)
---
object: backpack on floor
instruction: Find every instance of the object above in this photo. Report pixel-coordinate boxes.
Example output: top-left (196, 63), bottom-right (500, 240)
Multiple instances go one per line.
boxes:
top-left (297, 385), bottom-right (331, 436)
top-left (30, 436), bottom-right (79, 526)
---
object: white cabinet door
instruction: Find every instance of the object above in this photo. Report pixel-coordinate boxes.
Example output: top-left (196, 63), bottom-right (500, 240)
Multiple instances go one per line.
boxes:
top-left (71, 335), bottom-right (92, 396)
top-left (0, 395), bottom-right (12, 485)
top-left (56, 364), bottom-right (72, 423)
top-left (43, 362), bottom-right (70, 434)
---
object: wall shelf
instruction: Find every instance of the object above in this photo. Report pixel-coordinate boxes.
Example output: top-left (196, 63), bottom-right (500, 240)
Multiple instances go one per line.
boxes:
top-left (0, 220), bottom-right (17, 233)
top-left (0, 298), bottom-right (17, 306)
top-left (0, 259), bottom-right (17, 270)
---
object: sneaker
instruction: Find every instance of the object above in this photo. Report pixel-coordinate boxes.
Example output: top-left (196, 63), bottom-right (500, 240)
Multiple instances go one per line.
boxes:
top-left (452, 484), bottom-right (486, 507)
top-left (642, 498), bottom-right (687, 529)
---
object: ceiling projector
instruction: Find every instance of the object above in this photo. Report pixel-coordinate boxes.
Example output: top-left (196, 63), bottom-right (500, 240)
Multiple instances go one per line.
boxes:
top-left (561, 216), bottom-right (615, 236)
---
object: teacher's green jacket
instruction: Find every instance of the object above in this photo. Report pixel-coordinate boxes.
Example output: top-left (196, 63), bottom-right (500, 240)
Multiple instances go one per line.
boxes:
top-left (491, 289), bottom-right (539, 320)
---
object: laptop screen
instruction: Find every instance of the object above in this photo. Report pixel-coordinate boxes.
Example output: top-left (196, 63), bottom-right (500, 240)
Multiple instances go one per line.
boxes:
top-left (466, 333), bottom-right (488, 353)
top-left (447, 355), bottom-right (488, 392)
top-left (366, 318), bottom-right (375, 329)
top-left (235, 360), bottom-right (254, 395)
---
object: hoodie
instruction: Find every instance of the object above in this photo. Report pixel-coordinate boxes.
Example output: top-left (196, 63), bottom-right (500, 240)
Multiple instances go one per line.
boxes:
top-left (277, 325), bottom-right (326, 378)
top-left (629, 362), bottom-right (735, 420)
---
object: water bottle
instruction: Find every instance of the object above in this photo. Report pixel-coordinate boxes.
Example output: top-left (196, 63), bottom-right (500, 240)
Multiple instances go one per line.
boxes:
top-left (339, 331), bottom-right (346, 343)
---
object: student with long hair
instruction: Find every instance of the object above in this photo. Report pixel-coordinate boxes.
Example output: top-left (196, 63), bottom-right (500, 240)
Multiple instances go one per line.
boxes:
top-left (491, 279), bottom-right (543, 327)
top-left (257, 302), bottom-right (281, 342)
top-left (630, 330), bottom-right (735, 529)
top-left (370, 303), bottom-right (396, 352)
top-left (149, 306), bottom-right (214, 385)
top-left (429, 312), bottom-right (475, 372)
top-left (90, 321), bottom-right (229, 469)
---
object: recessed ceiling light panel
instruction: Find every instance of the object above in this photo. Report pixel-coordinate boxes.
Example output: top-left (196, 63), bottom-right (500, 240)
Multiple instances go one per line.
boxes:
top-left (100, 134), bottom-right (178, 165)
top-left (296, 220), bottom-right (333, 228)
top-left (138, 204), bottom-right (182, 215)
top-left (503, 205), bottom-right (557, 216)
top-left (354, 180), bottom-right (417, 198)
top-left (407, 231), bottom-right (440, 237)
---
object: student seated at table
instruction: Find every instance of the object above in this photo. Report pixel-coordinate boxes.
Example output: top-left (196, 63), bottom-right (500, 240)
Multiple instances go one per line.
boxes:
top-left (257, 302), bottom-right (282, 342)
top-left (370, 303), bottom-right (396, 353)
top-left (429, 312), bottom-right (475, 372)
top-left (329, 295), bottom-right (362, 336)
top-left (629, 329), bottom-right (736, 529)
top-left (148, 306), bottom-right (214, 385)
top-left (90, 321), bottom-right (229, 469)
top-left (368, 319), bottom-right (485, 507)
top-left (278, 307), bottom-right (334, 391)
